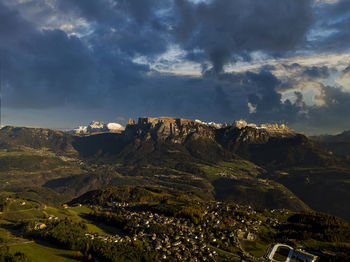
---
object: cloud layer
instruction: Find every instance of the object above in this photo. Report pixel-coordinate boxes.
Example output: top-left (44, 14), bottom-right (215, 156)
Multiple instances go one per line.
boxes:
top-left (1, 0), bottom-right (350, 134)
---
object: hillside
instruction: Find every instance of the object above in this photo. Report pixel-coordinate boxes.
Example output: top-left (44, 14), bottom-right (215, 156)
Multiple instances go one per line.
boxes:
top-left (0, 126), bottom-right (77, 156)
top-left (69, 186), bottom-right (203, 206)
top-left (266, 167), bottom-right (350, 221)
top-left (216, 126), bottom-right (334, 168)
top-left (312, 130), bottom-right (350, 160)
top-left (1, 187), bottom-right (349, 261)
top-left (74, 117), bottom-right (333, 167)
top-left (1, 117), bottom-right (349, 221)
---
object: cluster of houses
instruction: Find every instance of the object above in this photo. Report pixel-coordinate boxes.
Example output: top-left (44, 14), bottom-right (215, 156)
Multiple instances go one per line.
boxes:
top-left (33, 201), bottom-right (319, 261)
top-left (81, 201), bottom-right (273, 261)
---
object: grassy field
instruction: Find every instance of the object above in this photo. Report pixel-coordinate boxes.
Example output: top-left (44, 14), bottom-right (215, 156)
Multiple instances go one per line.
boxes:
top-left (1, 198), bottom-right (116, 235)
top-left (242, 240), bottom-right (270, 257)
top-left (199, 160), bottom-right (262, 181)
top-left (44, 207), bottom-right (72, 219)
top-left (10, 241), bottom-right (80, 262)
top-left (6, 199), bottom-right (41, 212)
top-left (0, 147), bottom-right (84, 192)
top-left (45, 206), bottom-right (117, 235)
top-left (0, 202), bottom-right (115, 261)
top-left (304, 239), bottom-right (350, 251)
top-left (207, 244), bottom-right (241, 262)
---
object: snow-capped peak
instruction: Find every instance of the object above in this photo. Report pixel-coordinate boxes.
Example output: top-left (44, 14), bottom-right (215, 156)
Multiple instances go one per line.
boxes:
top-left (68, 121), bottom-right (124, 134)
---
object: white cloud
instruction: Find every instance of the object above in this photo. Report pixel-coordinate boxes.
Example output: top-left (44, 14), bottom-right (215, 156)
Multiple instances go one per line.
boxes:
top-left (133, 45), bottom-right (202, 76)
top-left (248, 102), bottom-right (257, 114)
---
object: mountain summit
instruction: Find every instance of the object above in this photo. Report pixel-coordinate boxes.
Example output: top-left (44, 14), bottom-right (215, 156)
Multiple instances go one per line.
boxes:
top-left (68, 121), bottom-right (124, 134)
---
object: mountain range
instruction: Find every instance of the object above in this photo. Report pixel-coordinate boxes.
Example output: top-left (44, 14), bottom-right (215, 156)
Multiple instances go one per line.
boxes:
top-left (67, 121), bottom-right (125, 134)
top-left (0, 116), bottom-right (350, 221)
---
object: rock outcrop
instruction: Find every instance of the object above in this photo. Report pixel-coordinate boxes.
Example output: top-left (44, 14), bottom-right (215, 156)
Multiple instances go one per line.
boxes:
top-left (233, 120), bottom-right (295, 136)
top-left (124, 117), bottom-right (216, 143)
top-left (127, 118), bottom-right (136, 126)
top-left (122, 117), bottom-right (297, 145)
top-left (87, 121), bottom-right (108, 133)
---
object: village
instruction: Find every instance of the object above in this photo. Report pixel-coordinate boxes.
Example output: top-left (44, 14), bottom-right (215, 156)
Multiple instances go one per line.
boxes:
top-left (61, 201), bottom-right (286, 261)
top-left (20, 198), bottom-right (322, 262)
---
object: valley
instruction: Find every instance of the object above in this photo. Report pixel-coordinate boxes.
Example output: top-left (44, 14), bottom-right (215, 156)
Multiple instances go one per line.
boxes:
top-left (1, 117), bottom-right (350, 261)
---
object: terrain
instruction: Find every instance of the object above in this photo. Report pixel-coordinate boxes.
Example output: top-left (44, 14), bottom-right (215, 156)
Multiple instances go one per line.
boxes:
top-left (0, 117), bottom-right (350, 260)
top-left (311, 130), bottom-right (350, 160)
top-left (0, 117), bottom-right (348, 216)
top-left (0, 186), bottom-right (349, 261)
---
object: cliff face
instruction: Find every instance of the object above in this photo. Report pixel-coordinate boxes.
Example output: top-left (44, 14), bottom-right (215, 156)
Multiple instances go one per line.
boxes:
top-left (215, 125), bottom-right (332, 168)
top-left (124, 117), bottom-right (297, 144)
top-left (124, 117), bottom-right (216, 143)
top-left (112, 117), bottom-right (331, 168)
top-left (0, 118), bottom-right (343, 219)
top-left (0, 117), bottom-right (332, 168)
top-left (113, 117), bottom-right (228, 163)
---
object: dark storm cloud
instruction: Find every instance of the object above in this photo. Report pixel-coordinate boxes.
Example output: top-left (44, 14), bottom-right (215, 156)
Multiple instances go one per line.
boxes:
top-left (282, 63), bottom-right (331, 80)
top-left (0, 2), bottom-right (34, 49)
top-left (57, 0), bottom-right (121, 24)
top-left (1, 0), bottom-right (350, 134)
top-left (0, 1), bottom-right (149, 109)
top-left (58, 0), bottom-right (171, 58)
top-left (173, 0), bottom-right (313, 72)
top-left (317, 0), bottom-right (350, 19)
top-left (245, 71), bottom-right (282, 113)
top-left (0, 0), bottom-right (252, 120)
top-left (215, 70), bottom-right (306, 124)
top-left (302, 84), bottom-right (350, 133)
top-left (5, 29), bottom-right (101, 108)
top-left (4, 0), bottom-right (61, 28)
top-left (58, 0), bottom-right (166, 25)
top-left (342, 65), bottom-right (350, 75)
top-left (265, 63), bottom-right (350, 133)
top-left (119, 73), bottom-right (250, 122)
top-left (214, 86), bottom-right (235, 117)
top-left (302, 66), bottom-right (331, 79)
top-left (311, 0), bottom-right (350, 51)
top-left (106, 60), bottom-right (345, 130)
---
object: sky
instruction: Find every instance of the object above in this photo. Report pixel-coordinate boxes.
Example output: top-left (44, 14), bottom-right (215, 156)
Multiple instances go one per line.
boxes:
top-left (0, 0), bottom-right (350, 134)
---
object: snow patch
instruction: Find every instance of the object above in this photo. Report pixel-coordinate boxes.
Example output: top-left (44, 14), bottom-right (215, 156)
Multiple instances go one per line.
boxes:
top-left (68, 121), bottom-right (124, 134)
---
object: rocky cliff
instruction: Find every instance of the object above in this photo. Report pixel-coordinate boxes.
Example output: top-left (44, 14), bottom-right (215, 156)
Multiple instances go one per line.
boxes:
top-left (0, 117), bottom-right (332, 168)
top-left (123, 117), bottom-right (297, 144)
top-left (115, 117), bottom-right (332, 168)
top-left (124, 117), bottom-right (215, 143)
top-left (0, 117), bottom-right (345, 220)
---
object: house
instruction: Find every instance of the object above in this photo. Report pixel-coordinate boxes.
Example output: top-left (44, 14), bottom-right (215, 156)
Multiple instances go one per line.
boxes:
top-left (34, 222), bottom-right (47, 230)
top-left (245, 232), bottom-right (256, 241)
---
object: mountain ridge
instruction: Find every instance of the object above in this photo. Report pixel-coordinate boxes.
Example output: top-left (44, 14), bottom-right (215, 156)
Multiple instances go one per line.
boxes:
top-left (2, 116), bottom-right (350, 221)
